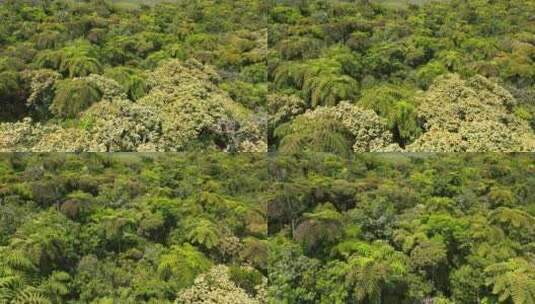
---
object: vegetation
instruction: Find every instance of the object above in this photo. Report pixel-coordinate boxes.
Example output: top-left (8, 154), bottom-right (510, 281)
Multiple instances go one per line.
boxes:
top-left (269, 0), bottom-right (535, 152)
top-left (0, 153), bottom-right (267, 303)
top-left (268, 153), bottom-right (535, 303)
top-left (2, 0), bottom-right (535, 302)
top-left (0, 0), bottom-right (267, 151)
top-left (2, 152), bottom-right (535, 303)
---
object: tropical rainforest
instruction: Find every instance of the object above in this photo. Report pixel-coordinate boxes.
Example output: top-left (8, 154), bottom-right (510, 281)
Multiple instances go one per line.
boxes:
top-left (268, 153), bottom-right (535, 304)
top-left (0, 153), bottom-right (267, 303)
top-left (2, 0), bottom-right (535, 303)
top-left (2, 153), bottom-right (534, 304)
top-left (0, 0), bottom-right (267, 152)
top-left (269, 0), bottom-right (535, 153)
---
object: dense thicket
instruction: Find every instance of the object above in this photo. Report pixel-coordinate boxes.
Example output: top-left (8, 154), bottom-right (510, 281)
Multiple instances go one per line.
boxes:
top-left (268, 153), bottom-right (535, 304)
top-left (0, 153), bottom-right (267, 303)
top-left (0, 0), bottom-right (267, 151)
top-left (2, 153), bottom-right (535, 303)
top-left (269, 0), bottom-right (535, 152)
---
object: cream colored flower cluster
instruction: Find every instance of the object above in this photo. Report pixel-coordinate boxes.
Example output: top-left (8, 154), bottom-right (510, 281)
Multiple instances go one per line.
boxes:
top-left (407, 74), bottom-right (535, 152)
top-left (0, 60), bottom-right (266, 152)
top-left (175, 265), bottom-right (266, 304)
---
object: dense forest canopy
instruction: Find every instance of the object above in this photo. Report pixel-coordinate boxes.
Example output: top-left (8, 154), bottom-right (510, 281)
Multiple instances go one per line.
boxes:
top-left (0, 153), bottom-right (267, 303)
top-left (0, 0), bottom-right (267, 152)
top-left (268, 153), bottom-right (535, 304)
top-left (2, 0), bottom-right (535, 303)
top-left (2, 0), bottom-right (535, 152)
top-left (1, 153), bottom-right (535, 304)
top-left (269, 0), bottom-right (535, 152)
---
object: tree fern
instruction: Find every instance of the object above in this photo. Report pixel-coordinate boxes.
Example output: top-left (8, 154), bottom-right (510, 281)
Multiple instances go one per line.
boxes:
top-left (345, 241), bottom-right (409, 304)
top-left (272, 57), bottom-right (359, 107)
top-left (490, 207), bottom-right (535, 230)
top-left (186, 218), bottom-right (220, 250)
top-left (12, 287), bottom-right (50, 304)
top-left (277, 36), bottom-right (322, 60)
top-left (39, 271), bottom-right (70, 303)
top-left (332, 241), bottom-right (373, 260)
top-left (33, 31), bottom-right (62, 50)
top-left (489, 207), bottom-right (535, 242)
top-left (303, 203), bottom-right (342, 223)
top-left (485, 258), bottom-right (535, 304)
top-left (346, 260), bottom-right (387, 304)
top-left (34, 50), bottom-right (63, 70)
top-left (275, 115), bottom-right (352, 156)
top-left (0, 249), bottom-right (37, 304)
top-left (309, 74), bottom-right (359, 108)
top-left (3, 250), bottom-right (33, 272)
top-left (35, 39), bottom-right (102, 77)
top-left (103, 67), bottom-right (147, 101)
top-left (157, 244), bottom-right (212, 289)
top-left (60, 55), bottom-right (102, 78)
top-left (50, 78), bottom-right (102, 118)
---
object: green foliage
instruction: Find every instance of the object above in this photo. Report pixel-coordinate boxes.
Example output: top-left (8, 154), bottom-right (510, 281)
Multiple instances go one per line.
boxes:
top-left (0, 0), bottom-right (266, 150)
top-left (186, 219), bottom-right (220, 250)
top-left (268, 153), bottom-right (535, 303)
top-left (1, 60), bottom-right (266, 152)
top-left (275, 115), bottom-right (353, 157)
top-left (269, 0), bottom-right (535, 152)
top-left (485, 258), bottom-right (535, 304)
top-left (103, 67), bottom-right (148, 101)
top-left (50, 78), bottom-right (102, 118)
top-left (0, 153), bottom-right (267, 303)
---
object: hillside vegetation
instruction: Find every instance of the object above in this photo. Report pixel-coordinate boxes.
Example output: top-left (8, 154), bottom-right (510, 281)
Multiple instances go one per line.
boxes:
top-left (1, 152), bottom-right (535, 304)
top-left (0, 153), bottom-right (267, 303)
top-left (268, 153), bottom-right (535, 304)
top-left (269, 0), bottom-right (535, 152)
top-left (0, 0), bottom-right (267, 151)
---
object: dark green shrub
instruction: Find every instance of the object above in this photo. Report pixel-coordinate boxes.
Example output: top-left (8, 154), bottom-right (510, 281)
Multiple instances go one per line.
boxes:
top-left (228, 266), bottom-right (264, 296)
